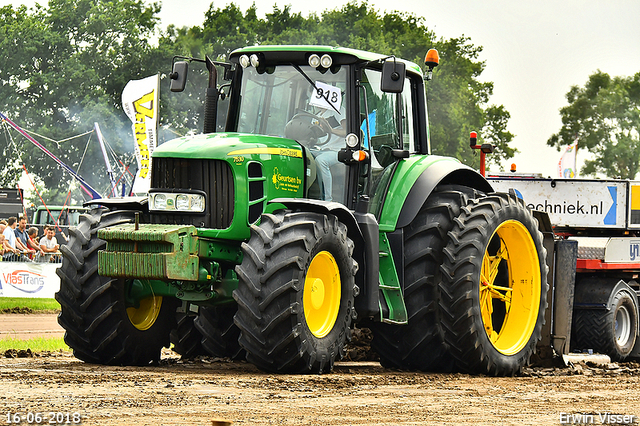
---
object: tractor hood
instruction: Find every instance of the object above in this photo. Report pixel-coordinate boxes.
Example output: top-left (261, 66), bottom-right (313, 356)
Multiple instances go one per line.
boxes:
top-left (149, 131), bottom-right (307, 241)
top-left (153, 132), bottom-right (304, 160)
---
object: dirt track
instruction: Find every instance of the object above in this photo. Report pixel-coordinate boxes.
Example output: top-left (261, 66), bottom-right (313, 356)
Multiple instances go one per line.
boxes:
top-left (1, 314), bottom-right (640, 425)
top-left (0, 312), bottom-right (64, 339)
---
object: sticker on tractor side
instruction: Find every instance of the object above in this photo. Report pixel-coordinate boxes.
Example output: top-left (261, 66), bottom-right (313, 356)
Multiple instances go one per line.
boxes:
top-left (272, 167), bottom-right (301, 193)
top-left (309, 81), bottom-right (342, 112)
top-left (227, 148), bottom-right (302, 159)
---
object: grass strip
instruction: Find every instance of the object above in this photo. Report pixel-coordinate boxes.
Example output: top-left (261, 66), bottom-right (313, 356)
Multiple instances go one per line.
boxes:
top-left (0, 336), bottom-right (68, 352)
top-left (0, 298), bottom-right (60, 313)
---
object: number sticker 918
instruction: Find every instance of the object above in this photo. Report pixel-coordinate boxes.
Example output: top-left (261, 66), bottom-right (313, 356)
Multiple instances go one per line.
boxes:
top-left (309, 81), bottom-right (342, 111)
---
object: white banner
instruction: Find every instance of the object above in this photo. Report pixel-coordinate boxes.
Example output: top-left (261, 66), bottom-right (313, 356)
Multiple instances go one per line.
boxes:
top-left (0, 262), bottom-right (61, 298)
top-left (558, 141), bottom-right (578, 178)
top-left (122, 74), bottom-right (160, 194)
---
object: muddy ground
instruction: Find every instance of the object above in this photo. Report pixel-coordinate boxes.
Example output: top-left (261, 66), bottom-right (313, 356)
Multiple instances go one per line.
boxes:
top-left (1, 313), bottom-right (639, 425)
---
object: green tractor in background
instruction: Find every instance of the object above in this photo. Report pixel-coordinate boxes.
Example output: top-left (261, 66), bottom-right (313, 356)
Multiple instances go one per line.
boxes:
top-left (56, 45), bottom-right (548, 376)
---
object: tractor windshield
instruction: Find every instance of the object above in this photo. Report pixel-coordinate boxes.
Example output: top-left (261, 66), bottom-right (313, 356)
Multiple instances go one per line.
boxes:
top-left (237, 65), bottom-right (348, 138)
top-left (236, 64), bottom-right (349, 202)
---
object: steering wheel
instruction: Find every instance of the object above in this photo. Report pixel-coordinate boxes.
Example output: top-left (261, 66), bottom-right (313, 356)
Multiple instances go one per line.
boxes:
top-left (284, 111), bottom-right (331, 146)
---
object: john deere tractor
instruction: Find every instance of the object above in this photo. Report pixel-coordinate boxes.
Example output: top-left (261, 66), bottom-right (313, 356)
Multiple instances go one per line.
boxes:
top-left (56, 45), bottom-right (548, 375)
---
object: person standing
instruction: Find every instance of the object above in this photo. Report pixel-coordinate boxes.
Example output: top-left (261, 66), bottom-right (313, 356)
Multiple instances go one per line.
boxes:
top-left (0, 234), bottom-right (7, 257)
top-left (39, 225), bottom-right (60, 262)
top-left (14, 216), bottom-right (34, 255)
top-left (27, 227), bottom-right (45, 260)
top-left (2, 217), bottom-right (21, 259)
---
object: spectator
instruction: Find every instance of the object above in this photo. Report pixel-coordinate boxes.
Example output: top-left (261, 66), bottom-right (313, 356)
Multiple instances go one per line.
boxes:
top-left (40, 225), bottom-right (60, 262)
top-left (27, 227), bottom-right (44, 259)
top-left (0, 234), bottom-right (6, 257)
top-left (2, 217), bottom-right (22, 259)
top-left (14, 216), bottom-right (35, 255)
top-left (0, 219), bottom-right (7, 235)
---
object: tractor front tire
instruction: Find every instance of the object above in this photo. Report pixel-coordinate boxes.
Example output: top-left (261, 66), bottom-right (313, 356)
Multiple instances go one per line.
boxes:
top-left (439, 193), bottom-right (548, 376)
top-left (55, 208), bottom-right (177, 365)
top-left (170, 312), bottom-right (206, 358)
top-left (194, 305), bottom-right (245, 359)
top-left (234, 211), bottom-right (358, 373)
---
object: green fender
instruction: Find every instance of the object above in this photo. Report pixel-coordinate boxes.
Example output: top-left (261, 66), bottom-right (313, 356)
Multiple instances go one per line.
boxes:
top-left (378, 155), bottom-right (493, 232)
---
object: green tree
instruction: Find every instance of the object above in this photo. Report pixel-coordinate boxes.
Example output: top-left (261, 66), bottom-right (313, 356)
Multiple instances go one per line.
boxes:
top-left (548, 70), bottom-right (640, 179)
top-left (0, 0), bottom-right (161, 203)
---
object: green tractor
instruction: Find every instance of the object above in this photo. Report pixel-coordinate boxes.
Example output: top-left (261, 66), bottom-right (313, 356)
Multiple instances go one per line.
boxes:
top-left (56, 45), bottom-right (548, 375)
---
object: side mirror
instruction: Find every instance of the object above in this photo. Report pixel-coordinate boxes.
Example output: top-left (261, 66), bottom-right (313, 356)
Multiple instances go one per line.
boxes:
top-left (169, 61), bottom-right (189, 92)
top-left (380, 59), bottom-right (406, 93)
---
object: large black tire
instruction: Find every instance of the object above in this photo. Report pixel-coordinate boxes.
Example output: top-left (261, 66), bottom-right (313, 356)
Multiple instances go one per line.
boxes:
top-left (439, 193), bottom-right (548, 376)
top-left (371, 185), bottom-right (475, 371)
top-left (170, 312), bottom-right (206, 358)
top-left (572, 289), bottom-right (638, 361)
top-left (234, 211), bottom-right (358, 373)
top-left (194, 305), bottom-right (245, 359)
top-left (55, 208), bottom-right (177, 365)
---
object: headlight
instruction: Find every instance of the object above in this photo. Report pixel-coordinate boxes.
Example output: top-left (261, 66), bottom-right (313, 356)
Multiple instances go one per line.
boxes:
top-left (250, 54), bottom-right (260, 68)
top-left (320, 54), bottom-right (332, 68)
top-left (149, 192), bottom-right (205, 213)
top-left (176, 194), bottom-right (190, 210)
top-left (308, 54), bottom-right (321, 68)
top-left (154, 194), bottom-right (166, 210)
top-left (191, 195), bottom-right (204, 212)
top-left (188, 194), bottom-right (205, 212)
top-left (345, 133), bottom-right (359, 148)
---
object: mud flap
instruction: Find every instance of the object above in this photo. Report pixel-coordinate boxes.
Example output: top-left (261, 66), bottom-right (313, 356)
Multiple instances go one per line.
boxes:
top-left (536, 237), bottom-right (578, 360)
top-left (551, 239), bottom-right (579, 355)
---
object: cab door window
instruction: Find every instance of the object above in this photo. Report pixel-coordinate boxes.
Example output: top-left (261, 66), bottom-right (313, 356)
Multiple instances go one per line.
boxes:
top-left (359, 68), bottom-right (415, 216)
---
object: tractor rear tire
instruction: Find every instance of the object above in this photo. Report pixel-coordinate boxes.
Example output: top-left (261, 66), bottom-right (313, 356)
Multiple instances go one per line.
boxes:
top-left (572, 289), bottom-right (638, 361)
top-left (55, 208), bottom-right (177, 365)
top-left (234, 211), bottom-right (358, 373)
top-left (170, 312), bottom-right (206, 358)
top-left (439, 193), bottom-right (548, 376)
top-left (371, 185), bottom-right (475, 372)
top-left (194, 305), bottom-right (245, 359)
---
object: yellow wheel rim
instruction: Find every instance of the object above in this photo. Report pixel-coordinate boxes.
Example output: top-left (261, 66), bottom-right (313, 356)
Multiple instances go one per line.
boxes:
top-left (480, 220), bottom-right (541, 355)
top-left (127, 293), bottom-right (163, 331)
top-left (303, 251), bottom-right (341, 338)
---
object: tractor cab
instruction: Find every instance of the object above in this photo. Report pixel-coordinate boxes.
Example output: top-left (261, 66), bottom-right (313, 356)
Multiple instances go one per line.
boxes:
top-left (171, 46), bottom-right (431, 215)
top-left (226, 47), bottom-right (429, 215)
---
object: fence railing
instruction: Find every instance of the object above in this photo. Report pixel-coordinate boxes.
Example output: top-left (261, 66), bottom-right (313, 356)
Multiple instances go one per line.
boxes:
top-left (1, 251), bottom-right (62, 264)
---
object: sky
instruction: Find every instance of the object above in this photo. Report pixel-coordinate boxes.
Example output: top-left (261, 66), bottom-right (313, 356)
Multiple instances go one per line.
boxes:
top-left (4, 0), bottom-right (640, 177)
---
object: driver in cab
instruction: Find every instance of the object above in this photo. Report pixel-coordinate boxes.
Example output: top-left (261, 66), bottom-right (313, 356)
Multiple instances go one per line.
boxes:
top-left (285, 85), bottom-right (346, 201)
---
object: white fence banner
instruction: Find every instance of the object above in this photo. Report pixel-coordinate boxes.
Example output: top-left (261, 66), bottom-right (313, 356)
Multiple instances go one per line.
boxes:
top-left (0, 262), bottom-right (61, 298)
top-left (122, 74), bottom-right (160, 195)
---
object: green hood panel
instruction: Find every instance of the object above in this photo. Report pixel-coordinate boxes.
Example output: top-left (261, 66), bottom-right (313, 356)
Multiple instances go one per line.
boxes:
top-left (154, 133), bottom-right (304, 160)
top-left (152, 132), bottom-right (306, 241)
